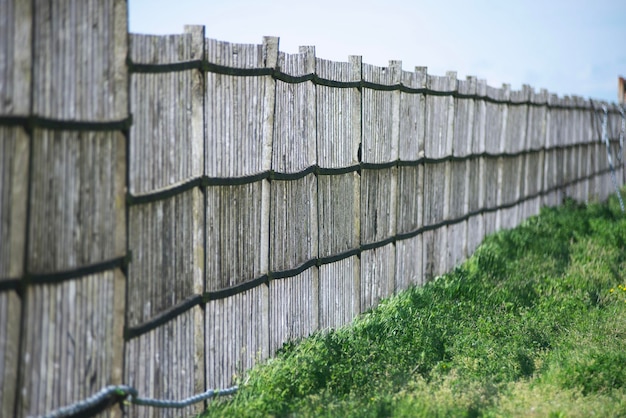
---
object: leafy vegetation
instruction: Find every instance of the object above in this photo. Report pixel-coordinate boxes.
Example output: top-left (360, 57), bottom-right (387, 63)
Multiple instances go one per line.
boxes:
top-left (201, 193), bottom-right (626, 417)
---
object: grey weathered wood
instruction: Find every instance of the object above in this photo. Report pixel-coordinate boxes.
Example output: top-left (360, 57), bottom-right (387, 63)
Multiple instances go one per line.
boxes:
top-left (269, 268), bottom-right (319, 354)
top-left (319, 257), bottom-right (360, 329)
top-left (0, 127), bottom-right (28, 279)
top-left (396, 165), bottom-right (423, 235)
top-left (32, 0), bottom-right (127, 120)
top-left (399, 67), bottom-right (427, 160)
top-left (205, 286), bottom-right (269, 389)
top-left (453, 76), bottom-right (477, 157)
top-left (125, 305), bottom-right (204, 418)
top-left (318, 173), bottom-right (360, 258)
top-left (129, 26), bottom-right (205, 195)
top-left (270, 175), bottom-right (318, 273)
top-left (316, 55), bottom-right (361, 168)
top-left (360, 244), bottom-right (395, 313)
top-left (0, 0), bottom-right (31, 116)
top-left (361, 168), bottom-right (397, 245)
top-left (0, 291), bottom-right (20, 418)
top-left (127, 189), bottom-right (204, 328)
top-left (395, 235), bottom-right (423, 290)
top-left (18, 270), bottom-right (125, 418)
top-left (273, 46), bottom-right (316, 173)
top-left (206, 182), bottom-right (269, 291)
top-left (28, 130), bottom-right (126, 272)
top-left (424, 71), bottom-right (456, 159)
top-left (205, 36), bottom-right (278, 177)
top-left (362, 61), bottom-right (401, 163)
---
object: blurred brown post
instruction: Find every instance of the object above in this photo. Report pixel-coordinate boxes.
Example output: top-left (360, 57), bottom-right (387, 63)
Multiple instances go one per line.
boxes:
top-left (619, 76), bottom-right (626, 104)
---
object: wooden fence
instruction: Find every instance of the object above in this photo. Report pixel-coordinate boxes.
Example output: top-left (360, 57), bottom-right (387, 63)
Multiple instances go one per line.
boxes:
top-left (1, 1), bottom-right (625, 417)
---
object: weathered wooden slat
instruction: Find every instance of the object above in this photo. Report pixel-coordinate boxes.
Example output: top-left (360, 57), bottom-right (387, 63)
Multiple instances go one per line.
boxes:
top-left (396, 165), bottom-right (423, 235)
top-left (127, 188), bottom-right (203, 327)
top-left (360, 168), bottom-right (397, 245)
top-left (360, 244), bottom-right (395, 313)
top-left (269, 269), bottom-right (319, 354)
top-left (316, 56), bottom-right (361, 168)
top-left (0, 0), bottom-right (31, 116)
top-left (0, 127), bottom-right (28, 280)
top-left (205, 286), bottom-right (269, 389)
top-left (318, 256), bottom-right (360, 330)
top-left (0, 291), bottom-right (20, 418)
top-left (270, 175), bottom-right (318, 273)
top-left (18, 270), bottom-right (125, 418)
top-left (395, 235), bottom-right (423, 290)
top-left (424, 71), bottom-right (456, 159)
top-left (453, 76), bottom-right (477, 157)
top-left (205, 37), bottom-right (278, 178)
top-left (273, 46), bottom-right (316, 173)
top-left (28, 130), bottom-right (126, 273)
top-left (129, 27), bottom-right (204, 194)
top-left (362, 61), bottom-right (401, 163)
top-left (125, 306), bottom-right (204, 418)
top-left (399, 67), bottom-right (427, 160)
top-left (206, 181), bottom-right (269, 291)
top-left (32, 0), bottom-right (127, 121)
top-left (317, 173), bottom-right (360, 258)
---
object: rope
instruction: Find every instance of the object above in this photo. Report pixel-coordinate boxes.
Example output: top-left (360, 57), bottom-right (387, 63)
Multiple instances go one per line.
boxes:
top-left (601, 105), bottom-right (625, 212)
top-left (39, 385), bottom-right (238, 418)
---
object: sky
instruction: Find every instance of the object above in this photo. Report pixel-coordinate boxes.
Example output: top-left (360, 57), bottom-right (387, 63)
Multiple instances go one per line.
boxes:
top-left (129, 0), bottom-right (626, 103)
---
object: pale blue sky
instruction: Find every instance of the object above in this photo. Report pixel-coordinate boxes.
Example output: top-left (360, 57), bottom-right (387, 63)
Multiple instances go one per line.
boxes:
top-left (129, 0), bottom-right (626, 103)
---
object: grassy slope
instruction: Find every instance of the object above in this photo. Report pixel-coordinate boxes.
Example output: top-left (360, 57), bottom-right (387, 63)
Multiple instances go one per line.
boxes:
top-left (202, 194), bottom-right (626, 417)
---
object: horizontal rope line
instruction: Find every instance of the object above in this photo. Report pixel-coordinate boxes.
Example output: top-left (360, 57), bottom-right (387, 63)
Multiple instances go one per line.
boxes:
top-left (0, 255), bottom-right (129, 292)
top-left (127, 59), bottom-right (620, 111)
top-left (123, 166), bottom-right (616, 338)
top-left (126, 140), bottom-right (617, 206)
top-left (0, 115), bottom-right (132, 131)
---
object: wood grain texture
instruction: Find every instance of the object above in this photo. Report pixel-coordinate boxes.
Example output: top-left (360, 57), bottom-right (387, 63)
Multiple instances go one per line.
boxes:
top-left (125, 306), bottom-right (204, 418)
top-left (424, 71), bottom-right (456, 159)
top-left (316, 56), bottom-right (361, 168)
top-left (0, 127), bottom-right (28, 279)
top-left (318, 256), bottom-right (360, 330)
top-left (270, 175), bottom-right (318, 273)
top-left (395, 235), bottom-right (423, 291)
top-left (360, 244), bottom-right (395, 313)
top-left (269, 269), bottom-right (319, 354)
top-left (18, 270), bottom-right (125, 418)
top-left (362, 61), bottom-right (401, 164)
top-left (273, 47), bottom-right (316, 173)
top-left (205, 286), bottom-right (269, 389)
top-left (361, 168), bottom-right (397, 245)
top-left (32, 0), bottom-right (127, 120)
top-left (0, 0), bottom-right (31, 116)
top-left (205, 37), bottom-right (278, 177)
top-left (399, 67), bottom-right (427, 160)
top-left (396, 165), bottom-right (423, 235)
top-left (0, 291), bottom-right (20, 418)
top-left (205, 181), bottom-right (269, 291)
top-left (317, 173), bottom-right (360, 258)
top-left (129, 27), bottom-right (204, 194)
top-left (127, 188), bottom-right (204, 327)
top-left (28, 130), bottom-right (126, 273)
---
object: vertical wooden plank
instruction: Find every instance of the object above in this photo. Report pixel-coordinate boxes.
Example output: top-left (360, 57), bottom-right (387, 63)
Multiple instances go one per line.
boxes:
top-left (129, 26), bottom-right (205, 195)
top-left (125, 306), bottom-right (204, 418)
top-left (0, 127), bottom-right (28, 279)
top-left (269, 269), bottom-right (319, 354)
top-left (269, 175), bottom-right (317, 273)
top-left (273, 46), bottom-right (316, 173)
top-left (19, 271), bottom-right (125, 418)
top-left (395, 235), bottom-right (423, 290)
top-left (0, 291), bottom-right (21, 418)
top-left (360, 244), bottom-right (395, 313)
top-left (399, 67), bottom-right (427, 161)
top-left (315, 55), bottom-right (362, 330)
top-left (206, 286), bottom-right (269, 389)
top-left (0, 0), bottom-right (32, 116)
top-left (467, 79), bottom-right (487, 256)
top-left (270, 46), bottom-right (317, 274)
top-left (318, 256), bottom-right (360, 330)
top-left (127, 189), bottom-right (204, 326)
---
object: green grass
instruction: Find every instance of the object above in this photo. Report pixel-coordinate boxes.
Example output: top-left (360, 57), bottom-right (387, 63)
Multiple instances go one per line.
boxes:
top-left (201, 193), bottom-right (626, 417)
